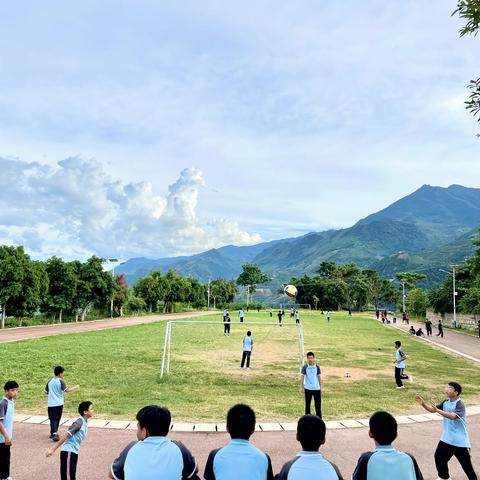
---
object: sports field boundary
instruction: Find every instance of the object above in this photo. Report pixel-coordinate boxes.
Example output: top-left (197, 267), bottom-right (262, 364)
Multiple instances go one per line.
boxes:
top-left (13, 405), bottom-right (480, 433)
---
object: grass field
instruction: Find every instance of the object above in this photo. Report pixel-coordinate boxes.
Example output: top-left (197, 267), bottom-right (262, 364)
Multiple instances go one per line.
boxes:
top-left (1, 311), bottom-right (479, 421)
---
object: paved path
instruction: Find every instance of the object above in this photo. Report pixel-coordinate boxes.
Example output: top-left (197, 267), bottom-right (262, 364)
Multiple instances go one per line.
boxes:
top-left (0, 311), bottom-right (218, 343)
top-left (385, 316), bottom-right (480, 363)
top-left (11, 415), bottom-right (480, 480)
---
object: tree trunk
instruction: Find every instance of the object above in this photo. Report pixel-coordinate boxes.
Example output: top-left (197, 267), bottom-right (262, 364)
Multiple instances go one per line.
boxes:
top-left (52, 313), bottom-right (56, 324)
top-left (59, 309), bottom-right (63, 323)
top-left (1, 303), bottom-right (6, 329)
top-left (81, 306), bottom-right (88, 321)
top-left (120, 306), bottom-right (123, 317)
top-left (75, 311), bottom-right (79, 322)
top-left (149, 302), bottom-right (152, 313)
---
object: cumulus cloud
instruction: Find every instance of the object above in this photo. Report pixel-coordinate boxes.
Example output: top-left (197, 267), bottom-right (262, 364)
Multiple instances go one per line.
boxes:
top-left (0, 157), bottom-right (261, 259)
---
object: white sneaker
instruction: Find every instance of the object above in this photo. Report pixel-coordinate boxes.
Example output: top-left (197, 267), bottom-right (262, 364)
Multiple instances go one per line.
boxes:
top-left (409, 375), bottom-right (414, 383)
top-left (396, 386), bottom-right (405, 389)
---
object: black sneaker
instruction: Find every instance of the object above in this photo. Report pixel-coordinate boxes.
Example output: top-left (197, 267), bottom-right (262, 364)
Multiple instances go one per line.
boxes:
top-left (52, 434), bottom-right (60, 442)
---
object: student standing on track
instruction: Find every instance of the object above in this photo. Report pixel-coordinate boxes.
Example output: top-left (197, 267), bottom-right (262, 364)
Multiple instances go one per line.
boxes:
top-left (416, 382), bottom-right (478, 480)
top-left (45, 366), bottom-right (80, 442)
top-left (46, 401), bottom-right (94, 480)
top-left (0, 380), bottom-right (19, 480)
top-left (425, 318), bottom-right (432, 336)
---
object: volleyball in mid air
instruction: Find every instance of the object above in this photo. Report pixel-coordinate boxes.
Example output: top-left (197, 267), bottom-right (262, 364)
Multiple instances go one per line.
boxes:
top-left (284, 284), bottom-right (298, 298)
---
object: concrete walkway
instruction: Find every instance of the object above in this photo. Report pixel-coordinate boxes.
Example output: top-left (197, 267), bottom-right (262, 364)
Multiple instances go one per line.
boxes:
top-left (0, 310), bottom-right (217, 343)
top-left (385, 316), bottom-right (480, 363)
top-left (11, 415), bottom-right (480, 480)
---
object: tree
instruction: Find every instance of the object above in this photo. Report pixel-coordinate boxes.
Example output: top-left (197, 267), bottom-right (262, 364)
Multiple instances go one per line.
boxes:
top-left (453, 0), bottom-right (480, 134)
top-left (43, 256), bottom-right (77, 322)
top-left (113, 274), bottom-right (128, 316)
top-left (134, 275), bottom-right (161, 313)
top-left (74, 257), bottom-right (116, 321)
top-left (186, 278), bottom-right (206, 309)
top-left (395, 272), bottom-right (427, 289)
top-left (237, 263), bottom-right (271, 298)
top-left (163, 270), bottom-right (191, 313)
top-left (407, 288), bottom-right (429, 317)
top-left (0, 246), bottom-right (34, 327)
top-left (210, 279), bottom-right (237, 306)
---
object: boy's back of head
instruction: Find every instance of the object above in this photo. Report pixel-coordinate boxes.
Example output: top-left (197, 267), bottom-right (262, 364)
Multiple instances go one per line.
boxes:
top-left (3, 380), bottom-right (19, 391)
top-left (226, 403), bottom-right (255, 440)
top-left (54, 366), bottom-right (64, 376)
top-left (136, 405), bottom-right (171, 437)
top-left (369, 411), bottom-right (397, 445)
top-left (297, 415), bottom-right (326, 451)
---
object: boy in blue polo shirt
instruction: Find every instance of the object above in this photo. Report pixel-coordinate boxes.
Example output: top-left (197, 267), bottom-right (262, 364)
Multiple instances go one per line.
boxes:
top-left (241, 331), bottom-right (253, 369)
top-left (46, 400), bottom-right (93, 480)
top-left (109, 405), bottom-right (200, 480)
top-left (275, 415), bottom-right (343, 479)
top-left (393, 341), bottom-right (409, 389)
top-left (353, 411), bottom-right (423, 480)
top-left (204, 403), bottom-right (273, 480)
top-left (416, 382), bottom-right (478, 480)
top-left (45, 366), bottom-right (80, 441)
top-left (301, 352), bottom-right (321, 417)
top-left (0, 380), bottom-right (19, 480)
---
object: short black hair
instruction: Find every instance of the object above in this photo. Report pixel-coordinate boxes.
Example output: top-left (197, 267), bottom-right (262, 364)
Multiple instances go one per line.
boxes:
top-left (136, 405), bottom-right (171, 436)
top-left (78, 401), bottom-right (93, 416)
top-left (307, 352), bottom-right (315, 357)
top-left (394, 341), bottom-right (401, 347)
top-left (449, 381), bottom-right (462, 395)
top-left (54, 366), bottom-right (64, 376)
top-left (3, 380), bottom-right (19, 391)
top-left (369, 411), bottom-right (397, 445)
top-left (246, 331), bottom-right (251, 336)
top-left (227, 403), bottom-right (255, 440)
top-left (297, 415), bottom-right (326, 451)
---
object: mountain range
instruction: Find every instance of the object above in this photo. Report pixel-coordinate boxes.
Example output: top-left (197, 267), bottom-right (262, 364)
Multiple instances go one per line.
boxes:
top-left (118, 184), bottom-right (480, 288)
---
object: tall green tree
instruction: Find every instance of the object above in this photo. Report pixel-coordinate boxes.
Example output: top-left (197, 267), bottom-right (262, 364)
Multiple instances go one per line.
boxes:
top-left (134, 275), bottom-right (161, 313)
top-left (407, 288), bottom-right (429, 317)
top-left (210, 278), bottom-right (237, 306)
top-left (0, 246), bottom-right (34, 327)
top-left (237, 263), bottom-right (271, 295)
top-left (43, 256), bottom-right (77, 322)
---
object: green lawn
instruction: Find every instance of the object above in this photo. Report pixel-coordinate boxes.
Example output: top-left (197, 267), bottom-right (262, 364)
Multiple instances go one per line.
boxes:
top-left (1, 311), bottom-right (479, 421)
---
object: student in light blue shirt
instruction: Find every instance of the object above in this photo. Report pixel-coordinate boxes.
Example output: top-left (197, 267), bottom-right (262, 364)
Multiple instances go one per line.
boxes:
top-left (46, 400), bottom-right (94, 480)
top-left (393, 341), bottom-right (409, 389)
top-left (109, 405), bottom-right (200, 480)
top-left (416, 382), bottom-right (478, 480)
top-left (204, 403), bottom-right (273, 480)
top-left (275, 415), bottom-right (343, 480)
top-left (241, 331), bottom-right (253, 369)
top-left (0, 380), bottom-right (19, 480)
top-left (353, 411), bottom-right (423, 480)
top-left (45, 366), bottom-right (80, 441)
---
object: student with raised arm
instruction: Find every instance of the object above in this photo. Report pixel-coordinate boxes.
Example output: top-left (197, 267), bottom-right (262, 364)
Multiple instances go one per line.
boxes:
top-left (416, 382), bottom-right (478, 480)
top-left (45, 366), bottom-right (80, 442)
top-left (46, 401), bottom-right (93, 480)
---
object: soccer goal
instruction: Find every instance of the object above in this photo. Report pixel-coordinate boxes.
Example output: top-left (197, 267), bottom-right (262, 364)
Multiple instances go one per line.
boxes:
top-left (160, 321), bottom-right (305, 378)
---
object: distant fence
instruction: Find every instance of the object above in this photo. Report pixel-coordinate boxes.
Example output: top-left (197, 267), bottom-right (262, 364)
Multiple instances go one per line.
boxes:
top-left (426, 310), bottom-right (479, 331)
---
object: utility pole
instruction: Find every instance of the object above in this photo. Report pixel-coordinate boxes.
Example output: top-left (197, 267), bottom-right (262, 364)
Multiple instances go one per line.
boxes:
top-left (246, 285), bottom-right (250, 307)
top-left (109, 258), bottom-right (118, 319)
top-left (402, 281), bottom-right (406, 314)
top-left (207, 279), bottom-right (211, 310)
top-left (452, 265), bottom-right (458, 328)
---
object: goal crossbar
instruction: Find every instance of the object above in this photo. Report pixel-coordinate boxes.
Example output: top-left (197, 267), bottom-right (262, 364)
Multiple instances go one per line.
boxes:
top-left (160, 321), bottom-right (305, 378)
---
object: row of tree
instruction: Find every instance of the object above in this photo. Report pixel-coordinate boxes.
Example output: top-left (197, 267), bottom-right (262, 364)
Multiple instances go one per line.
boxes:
top-left (429, 235), bottom-right (480, 315)
top-left (0, 246), bottom-right (116, 327)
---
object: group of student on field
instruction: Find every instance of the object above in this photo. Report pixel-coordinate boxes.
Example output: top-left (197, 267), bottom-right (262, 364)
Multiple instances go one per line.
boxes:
top-left (1, 360), bottom-right (478, 480)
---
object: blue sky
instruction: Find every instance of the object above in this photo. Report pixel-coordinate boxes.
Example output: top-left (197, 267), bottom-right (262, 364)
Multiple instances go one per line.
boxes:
top-left (0, 1), bottom-right (479, 259)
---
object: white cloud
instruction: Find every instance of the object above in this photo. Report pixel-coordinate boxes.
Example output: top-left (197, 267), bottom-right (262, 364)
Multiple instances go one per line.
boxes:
top-left (0, 157), bottom-right (261, 259)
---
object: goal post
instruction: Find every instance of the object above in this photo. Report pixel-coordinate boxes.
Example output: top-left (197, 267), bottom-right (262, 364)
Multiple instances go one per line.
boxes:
top-left (160, 321), bottom-right (305, 378)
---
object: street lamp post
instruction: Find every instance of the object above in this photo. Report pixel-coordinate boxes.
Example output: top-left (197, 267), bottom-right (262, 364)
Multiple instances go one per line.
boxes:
top-left (439, 265), bottom-right (458, 328)
top-left (401, 281), bottom-right (406, 314)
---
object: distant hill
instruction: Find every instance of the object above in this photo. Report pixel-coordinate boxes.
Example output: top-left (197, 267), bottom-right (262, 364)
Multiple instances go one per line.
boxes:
top-left (119, 237), bottom-right (297, 285)
top-left (357, 184), bottom-right (480, 244)
top-left (370, 228), bottom-right (479, 288)
top-left (118, 184), bottom-right (480, 287)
